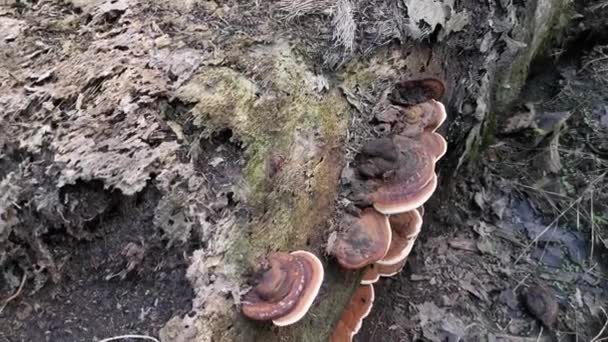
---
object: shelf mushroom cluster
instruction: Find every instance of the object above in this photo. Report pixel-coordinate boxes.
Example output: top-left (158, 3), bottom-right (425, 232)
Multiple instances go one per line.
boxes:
top-left (241, 251), bottom-right (324, 326)
top-left (329, 78), bottom-right (448, 341)
top-left (238, 78), bottom-right (447, 336)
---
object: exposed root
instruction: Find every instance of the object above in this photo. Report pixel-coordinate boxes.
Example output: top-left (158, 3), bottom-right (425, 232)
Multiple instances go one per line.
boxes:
top-left (98, 335), bottom-right (160, 342)
top-left (0, 272), bottom-right (26, 315)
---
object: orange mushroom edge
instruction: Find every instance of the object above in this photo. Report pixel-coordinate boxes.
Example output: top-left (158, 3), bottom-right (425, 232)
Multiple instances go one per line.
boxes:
top-left (360, 264), bottom-right (380, 285)
top-left (330, 284), bottom-right (375, 342)
top-left (377, 209), bottom-right (422, 266)
top-left (377, 258), bottom-right (408, 277)
top-left (328, 77), bottom-right (449, 339)
top-left (240, 250), bottom-right (324, 326)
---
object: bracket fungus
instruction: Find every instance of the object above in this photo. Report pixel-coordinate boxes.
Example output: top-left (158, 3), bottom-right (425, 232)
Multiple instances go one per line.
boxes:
top-left (370, 173), bottom-right (438, 215)
top-left (330, 284), bottom-right (375, 342)
top-left (419, 131), bottom-right (448, 162)
top-left (330, 77), bottom-right (449, 338)
top-left (241, 250), bottom-right (324, 326)
top-left (360, 264), bottom-right (380, 285)
top-left (328, 208), bottom-right (392, 270)
top-left (377, 209), bottom-right (422, 266)
top-left (389, 99), bottom-right (448, 136)
top-left (354, 135), bottom-right (438, 215)
top-left (377, 258), bottom-right (407, 277)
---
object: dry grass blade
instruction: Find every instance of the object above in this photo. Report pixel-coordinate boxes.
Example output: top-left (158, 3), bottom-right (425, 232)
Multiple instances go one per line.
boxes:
top-left (590, 189), bottom-right (596, 262)
top-left (276, 0), bottom-right (335, 21)
top-left (513, 172), bottom-right (606, 265)
top-left (332, 0), bottom-right (356, 51)
top-left (591, 307), bottom-right (608, 342)
top-left (590, 0), bottom-right (608, 11)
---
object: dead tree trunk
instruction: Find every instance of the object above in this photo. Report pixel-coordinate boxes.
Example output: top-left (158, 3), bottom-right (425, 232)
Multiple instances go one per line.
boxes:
top-left (0, 0), bottom-right (573, 341)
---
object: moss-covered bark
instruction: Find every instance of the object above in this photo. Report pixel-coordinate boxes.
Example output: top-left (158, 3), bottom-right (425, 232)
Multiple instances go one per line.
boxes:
top-left (160, 0), bottom-right (575, 337)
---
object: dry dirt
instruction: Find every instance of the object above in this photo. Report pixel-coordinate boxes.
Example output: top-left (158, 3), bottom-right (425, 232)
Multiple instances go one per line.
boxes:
top-left (1, 0), bottom-right (608, 342)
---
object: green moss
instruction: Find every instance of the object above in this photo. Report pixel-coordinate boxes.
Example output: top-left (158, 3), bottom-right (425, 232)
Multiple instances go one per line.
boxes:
top-left (176, 43), bottom-right (355, 341)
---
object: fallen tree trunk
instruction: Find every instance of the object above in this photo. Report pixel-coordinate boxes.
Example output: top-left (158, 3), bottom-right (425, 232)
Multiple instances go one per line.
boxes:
top-left (0, 0), bottom-right (573, 341)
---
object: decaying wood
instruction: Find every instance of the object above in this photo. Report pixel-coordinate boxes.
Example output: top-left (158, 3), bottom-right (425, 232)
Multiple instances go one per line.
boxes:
top-left (0, 0), bottom-right (574, 341)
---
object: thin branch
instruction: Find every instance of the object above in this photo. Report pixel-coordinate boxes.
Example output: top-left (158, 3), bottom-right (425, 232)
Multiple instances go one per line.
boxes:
top-left (591, 308), bottom-right (608, 342)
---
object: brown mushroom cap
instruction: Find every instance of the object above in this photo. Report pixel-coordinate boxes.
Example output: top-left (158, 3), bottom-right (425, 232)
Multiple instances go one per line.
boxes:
top-left (355, 137), bottom-right (400, 179)
top-left (377, 258), bottom-right (408, 277)
top-left (370, 173), bottom-right (437, 215)
top-left (391, 100), bottom-right (447, 137)
top-left (241, 252), bottom-right (305, 321)
top-left (360, 264), bottom-right (380, 285)
top-left (360, 137), bottom-right (399, 162)
top-left (272, 251), bottom-right (324, 326)
top-left (330, 285), bottom-right (375, 342)
top-left (367, 136), bottom-right (435, 215)
top-left (241, 251), bottom-right (323, 326)
top-left (388, 78), bottom-right (445, 107)
top-left (330, 208), bottom-right (392, 270)
top-left (377, 210), bottom-right (422, 266)
top-left (419, 131), bottom-right (447, 162)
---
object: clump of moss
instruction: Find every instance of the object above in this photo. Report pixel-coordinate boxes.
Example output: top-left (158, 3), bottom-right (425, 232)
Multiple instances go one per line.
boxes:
top-left (174, 41), bottom-right (352, 339)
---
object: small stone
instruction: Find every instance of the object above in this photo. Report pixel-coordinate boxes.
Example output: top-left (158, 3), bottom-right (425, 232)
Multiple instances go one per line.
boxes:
top-left (154, 35), bottom-right (172, 48)
top-left (201, 1), bottom-right (218, 12)
top-left (440, 295), bottom-right (453, 306)
top-left (522, 284), bottom-right (558, 328)
top-left (410, 274), bottom-right (427, 281)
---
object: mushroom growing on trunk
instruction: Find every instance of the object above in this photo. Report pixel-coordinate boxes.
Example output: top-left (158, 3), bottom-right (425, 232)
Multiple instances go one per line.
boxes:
top-left (328, 208), bottom-right (392, 270)
top-left (377, 209), bottom-right (423, 266)
top-left (330, 284), bottom-right (375, 342)
top-left (329, 77), bottom-right (449, 338)
top-left (241, 250), bottom-right (324, 326)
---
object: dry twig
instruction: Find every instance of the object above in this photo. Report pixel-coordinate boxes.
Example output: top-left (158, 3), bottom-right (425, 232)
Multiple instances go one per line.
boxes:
top-left (514, 172), bottom-right (606, 265)
top-left (591, 308), bottom-right (608, 342)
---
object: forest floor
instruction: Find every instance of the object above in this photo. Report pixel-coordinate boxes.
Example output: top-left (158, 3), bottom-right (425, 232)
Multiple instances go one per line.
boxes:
top-left (1, 1), bottom-right (608, 342)
top-left (359, 44), bottom-right (608, 341)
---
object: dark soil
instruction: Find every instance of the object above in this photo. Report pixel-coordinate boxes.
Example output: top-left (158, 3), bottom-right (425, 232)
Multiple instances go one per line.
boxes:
top-left (0, 184), bottom-right (194, 342)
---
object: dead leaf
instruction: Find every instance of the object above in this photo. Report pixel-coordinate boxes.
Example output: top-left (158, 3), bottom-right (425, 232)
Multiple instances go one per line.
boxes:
top-left (415, 301), bottom-right (466, 342)
top-left (448, 238), bottom-right (478, 252)
top-left (0, 17), bottom-right (24, 44)
top-left (208, 157), bottom-right (224, 168)
top-left (491, 197), bottom-right (508, 220)
top-left (501, 104), bottom-right (536, 134)
top-left (473, 191), bottom-right (485, 209)
top-left (596, 105), bottom-right (608, 128)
